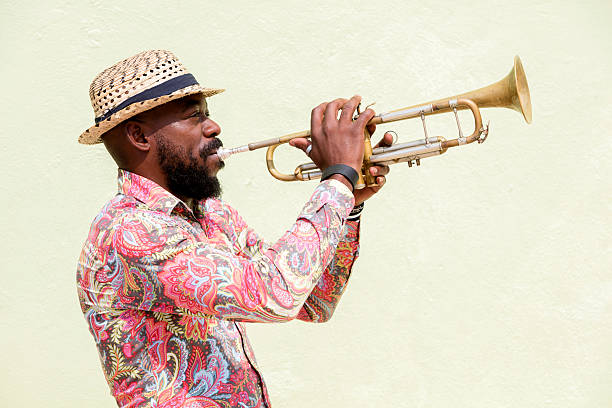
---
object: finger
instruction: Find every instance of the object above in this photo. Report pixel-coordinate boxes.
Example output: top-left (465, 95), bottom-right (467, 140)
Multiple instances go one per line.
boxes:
top-left (324, 98), bottom-right (348, 128)
top-left (366, 122), bottom-right (376, 136)
top-left (355, 107), bottom-right (375, 129)
top-left (382, 131), bottom-right (394, 146)
top-left (339, 95), bottom-right (362, 123)
top-left (369, 164), bottom-right (390, 177)
top-left (310, 102), bottom-right (327, 138)
top-left (289, 137), bottom-right (310, 153)
top-left (369, 176), bottom-right (386, 192)
top-left (363, 176), bottom-right (386, 196)
top-left (373, 131), bottom-right (395, 148)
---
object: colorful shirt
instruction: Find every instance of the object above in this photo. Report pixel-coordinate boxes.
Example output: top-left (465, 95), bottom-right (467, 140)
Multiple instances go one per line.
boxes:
top-left (77, 170), bottom-right (360, 407)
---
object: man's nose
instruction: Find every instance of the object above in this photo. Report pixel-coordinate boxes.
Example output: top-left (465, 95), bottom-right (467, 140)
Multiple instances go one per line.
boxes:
top-left (203, 118), bottom-right (221, 138)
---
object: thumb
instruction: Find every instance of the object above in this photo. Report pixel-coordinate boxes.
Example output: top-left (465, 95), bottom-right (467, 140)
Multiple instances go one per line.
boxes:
top-left (289, 137), bottom-right (311, 153)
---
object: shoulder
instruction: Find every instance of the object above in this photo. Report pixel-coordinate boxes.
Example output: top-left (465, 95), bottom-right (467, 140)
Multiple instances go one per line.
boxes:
top-left (85, 194), bottom-right (135, 243)
top-left (86, 194), bottom-right (190, 254)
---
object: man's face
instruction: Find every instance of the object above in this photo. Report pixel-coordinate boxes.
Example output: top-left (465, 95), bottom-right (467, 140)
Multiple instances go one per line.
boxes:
top-left (141, 94), bottom-right (225, 200)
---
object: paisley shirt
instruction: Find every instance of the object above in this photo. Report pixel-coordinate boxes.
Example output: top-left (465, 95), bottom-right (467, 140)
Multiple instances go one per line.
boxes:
top-left (77, 170), bottom-right (360, 407)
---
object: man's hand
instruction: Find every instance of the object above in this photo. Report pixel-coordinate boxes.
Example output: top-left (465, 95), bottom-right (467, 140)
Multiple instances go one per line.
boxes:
top-left (290, 96), bottom-right (374, 192)
top-left (290, 96), bottom-right (392, 204)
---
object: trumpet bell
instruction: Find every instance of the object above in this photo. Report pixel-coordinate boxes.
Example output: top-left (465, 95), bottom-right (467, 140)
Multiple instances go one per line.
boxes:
top-left (456, 55), bottom-right (532, 124)
top-left (390, 55), bottom-right (532, 124)
top-left (511, 55), bottom-right (532, 124)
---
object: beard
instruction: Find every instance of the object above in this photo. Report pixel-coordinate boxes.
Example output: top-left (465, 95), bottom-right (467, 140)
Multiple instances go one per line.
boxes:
top-left (155, 135), bottom-right (224, 201)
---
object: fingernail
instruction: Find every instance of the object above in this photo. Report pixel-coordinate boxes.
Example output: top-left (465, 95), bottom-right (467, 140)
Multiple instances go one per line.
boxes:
top-left (371, 167), bottom-right (378, 175)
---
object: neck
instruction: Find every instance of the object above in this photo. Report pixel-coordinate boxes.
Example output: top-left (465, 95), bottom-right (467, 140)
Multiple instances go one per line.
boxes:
top-left (183, 197), bottom-right (196, 211)
top-left (121, 165), bottom-right (184, 199)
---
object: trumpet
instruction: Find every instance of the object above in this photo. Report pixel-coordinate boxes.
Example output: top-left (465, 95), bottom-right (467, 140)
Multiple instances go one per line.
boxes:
top-left (216, 56), bottom-right (532, 189)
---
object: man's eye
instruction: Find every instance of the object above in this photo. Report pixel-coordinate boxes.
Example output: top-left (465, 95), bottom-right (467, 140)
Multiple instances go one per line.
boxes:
top-left (190, 110), bottom-right (210, 120)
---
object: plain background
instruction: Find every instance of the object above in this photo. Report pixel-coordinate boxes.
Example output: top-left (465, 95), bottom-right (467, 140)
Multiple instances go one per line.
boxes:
top-left (1, 1), bottom-right (611, 407)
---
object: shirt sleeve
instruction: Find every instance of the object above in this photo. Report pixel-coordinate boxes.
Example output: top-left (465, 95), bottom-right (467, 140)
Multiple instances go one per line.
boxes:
top-left (296, 219), bottom-right (360, 322)
top-left (225, 202), bottom-right (361, 324)
top-left (77, 180), bottom-right (354, 323)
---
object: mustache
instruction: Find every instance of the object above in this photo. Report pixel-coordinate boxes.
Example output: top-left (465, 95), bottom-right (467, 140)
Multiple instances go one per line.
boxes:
top-left (200, 138), bottom-right (224, 158)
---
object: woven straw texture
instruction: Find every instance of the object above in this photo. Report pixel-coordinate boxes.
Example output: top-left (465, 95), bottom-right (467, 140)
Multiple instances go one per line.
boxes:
top-left (79, 50), bottom-right (223, 144)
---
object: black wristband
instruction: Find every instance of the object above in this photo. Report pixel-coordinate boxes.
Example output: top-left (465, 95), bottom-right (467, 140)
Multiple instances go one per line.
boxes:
top-left (320, 164), bottom-right (359, 191)
top-left (347, 202), bottom-right (364, 220)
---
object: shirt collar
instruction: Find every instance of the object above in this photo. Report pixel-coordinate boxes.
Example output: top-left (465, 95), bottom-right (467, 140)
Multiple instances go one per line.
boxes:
top-left (117, 169), bottom-right (193, 216)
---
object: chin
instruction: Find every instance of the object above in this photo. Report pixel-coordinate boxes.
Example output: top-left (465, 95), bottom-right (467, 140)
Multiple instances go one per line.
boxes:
top-left (205, 165), bottom-right (220, 178)
top-left (210, 160), bottom-right (225, 174)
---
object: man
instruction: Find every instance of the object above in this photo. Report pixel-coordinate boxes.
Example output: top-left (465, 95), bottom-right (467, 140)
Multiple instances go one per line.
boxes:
top-left (77, 50), bottom-right (391, 407)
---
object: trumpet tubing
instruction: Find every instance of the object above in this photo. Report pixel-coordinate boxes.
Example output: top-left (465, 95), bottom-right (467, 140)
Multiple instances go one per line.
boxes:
top-left (216, 56), bottom-right (532, 188)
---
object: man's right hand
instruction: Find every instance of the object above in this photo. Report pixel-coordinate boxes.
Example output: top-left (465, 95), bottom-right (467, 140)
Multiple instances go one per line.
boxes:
top-left (290, 95), bottom-right (375, 190)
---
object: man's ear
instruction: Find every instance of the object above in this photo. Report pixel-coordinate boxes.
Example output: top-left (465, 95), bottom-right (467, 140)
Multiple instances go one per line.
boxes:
top-left (124, 120), bottom-right (150, 152)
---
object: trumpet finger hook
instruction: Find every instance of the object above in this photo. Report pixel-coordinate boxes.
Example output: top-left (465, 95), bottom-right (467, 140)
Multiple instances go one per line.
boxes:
top-left (355, 101), bottom-right (377, 119)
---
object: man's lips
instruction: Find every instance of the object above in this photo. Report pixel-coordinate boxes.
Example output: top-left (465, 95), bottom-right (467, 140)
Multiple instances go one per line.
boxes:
top-left (202, 139), bottom-right (226, 169)
top-left (201, 139), bottom-right (224, 158)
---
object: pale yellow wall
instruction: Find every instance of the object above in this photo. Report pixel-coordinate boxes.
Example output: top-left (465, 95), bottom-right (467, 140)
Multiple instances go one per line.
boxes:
top-left (1, 1), bottom-right (610, 406)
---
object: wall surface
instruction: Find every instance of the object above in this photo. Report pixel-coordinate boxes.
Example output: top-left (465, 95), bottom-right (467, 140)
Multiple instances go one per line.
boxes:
top-left (1, 1), bottom-right (611, 407)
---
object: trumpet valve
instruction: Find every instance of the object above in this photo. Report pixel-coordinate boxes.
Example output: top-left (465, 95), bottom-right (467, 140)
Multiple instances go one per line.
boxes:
top-left (407, 158), bottom-right (421, 168)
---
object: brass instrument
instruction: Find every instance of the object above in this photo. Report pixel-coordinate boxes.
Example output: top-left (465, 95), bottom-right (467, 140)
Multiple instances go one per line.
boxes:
top-left (216, 56), bottom-right (532, 189)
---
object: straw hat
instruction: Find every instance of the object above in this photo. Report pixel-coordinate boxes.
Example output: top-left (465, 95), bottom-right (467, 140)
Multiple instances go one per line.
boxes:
top-left (79, 50), bottom-right (224, 144)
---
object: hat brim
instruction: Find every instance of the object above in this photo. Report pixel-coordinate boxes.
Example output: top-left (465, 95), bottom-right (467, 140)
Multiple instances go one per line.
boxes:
top-left (78, 85), bottom-right (225, 145)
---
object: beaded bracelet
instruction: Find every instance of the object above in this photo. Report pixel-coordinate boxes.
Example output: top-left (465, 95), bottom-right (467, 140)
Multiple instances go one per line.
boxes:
top-left (347, 202), bottom-right (364, 221)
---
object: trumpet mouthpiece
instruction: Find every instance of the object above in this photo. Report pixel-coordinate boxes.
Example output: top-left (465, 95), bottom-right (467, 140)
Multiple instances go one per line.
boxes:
top-left (216, 145), bottom-right (250, 161)
top-left (216, 147), bottom-right (233, 161)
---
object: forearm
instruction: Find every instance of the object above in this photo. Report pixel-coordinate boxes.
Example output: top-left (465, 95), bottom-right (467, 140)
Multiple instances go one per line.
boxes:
top-left (244, 180), bottom-right (355, 321)
top-left (297, 219), bottom-right (360, 322)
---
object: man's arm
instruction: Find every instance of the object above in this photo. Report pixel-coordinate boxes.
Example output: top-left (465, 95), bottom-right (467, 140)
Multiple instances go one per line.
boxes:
top-left (228, 134), bottom-right (394, 324)
top-left (227, 204), bottom-right (361, 323)
top-left (77, 179), bottom-right (354, 323)
top-left (296, 219), bottom-right (360, 322)
top-left (289, 131), bottom-right (394, 323)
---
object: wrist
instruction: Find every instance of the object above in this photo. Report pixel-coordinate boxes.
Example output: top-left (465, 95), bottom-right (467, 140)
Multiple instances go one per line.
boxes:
top-left (321, 164), bottom-right (360, 192)
top-left (327, 174), bottom-right (353, 192)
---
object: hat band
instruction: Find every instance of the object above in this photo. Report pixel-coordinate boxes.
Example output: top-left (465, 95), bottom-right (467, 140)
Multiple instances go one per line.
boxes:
top-left (94, 73), bottom-right (199, 123)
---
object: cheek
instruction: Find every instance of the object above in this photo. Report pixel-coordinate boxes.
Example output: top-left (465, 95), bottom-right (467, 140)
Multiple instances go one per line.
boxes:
top-left (166, 123), bottom-right (202, 154)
